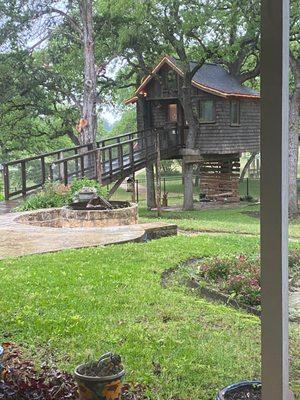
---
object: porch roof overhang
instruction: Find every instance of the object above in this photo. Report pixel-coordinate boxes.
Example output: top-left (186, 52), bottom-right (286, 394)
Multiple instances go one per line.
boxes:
top-left (124, 55), bottom-right (261, 105)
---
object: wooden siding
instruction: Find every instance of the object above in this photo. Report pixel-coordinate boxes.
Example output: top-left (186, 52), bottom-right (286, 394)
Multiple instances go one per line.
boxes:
top-left (136, 64), bottom-right (260, 155)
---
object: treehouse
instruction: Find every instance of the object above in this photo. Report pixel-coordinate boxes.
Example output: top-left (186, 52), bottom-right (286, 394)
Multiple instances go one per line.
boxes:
top-left (125, 55), bottom-right (260, 202)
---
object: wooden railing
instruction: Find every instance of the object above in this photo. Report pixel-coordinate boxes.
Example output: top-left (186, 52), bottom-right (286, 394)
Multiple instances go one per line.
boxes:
top-left (2, 126), bottom-right (180, 200)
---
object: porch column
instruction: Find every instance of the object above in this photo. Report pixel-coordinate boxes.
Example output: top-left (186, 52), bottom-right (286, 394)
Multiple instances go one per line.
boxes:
top-left (261, 1), bottom-right (290, 400)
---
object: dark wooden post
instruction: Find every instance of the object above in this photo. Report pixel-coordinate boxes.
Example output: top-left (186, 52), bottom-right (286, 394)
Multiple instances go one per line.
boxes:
top-left (119, 144), bottom-right (124, 172)
top-left (96, 149), bottom-right (102, 184)
top-left (41, 156), bottom-right (46, 185)
top-left (155, 129), bottom-right (162, 217)
top-left (80, 155), bottom-right (85, 178)
top-left (74, 148), bottom-right (79, 178)
top-left (109, 148), bottom-right (113, 181)
top-left (21, 161), bottom-right (26, 197)
top-left (131, 172), bottom-right (136, 203)
top-left (3, 164), bottom-right (10, 201)
top-left (63, 161), bottom-right (68, 186)
top-left (129, 141), bottom-right (134, 168)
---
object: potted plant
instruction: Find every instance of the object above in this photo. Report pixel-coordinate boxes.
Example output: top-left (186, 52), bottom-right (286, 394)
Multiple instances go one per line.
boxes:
top-left (74, 352), bottom-right (125, 400)
top-left (216, 381), bottom-right (261, 400)
top-left (216, 381), bottom-right (294, 400)
top-left (74, 187), bottom-right (97, 203)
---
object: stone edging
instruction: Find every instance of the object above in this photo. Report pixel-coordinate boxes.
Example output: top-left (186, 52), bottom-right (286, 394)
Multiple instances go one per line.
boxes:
top-left (161, 260), bottom-right (299, 322)
top-left (14, 203), bottom-right (138, 228)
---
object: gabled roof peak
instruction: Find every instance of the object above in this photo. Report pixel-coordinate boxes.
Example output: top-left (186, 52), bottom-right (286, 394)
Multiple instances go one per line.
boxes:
top-left (125, 55), bottom-right (260, 105)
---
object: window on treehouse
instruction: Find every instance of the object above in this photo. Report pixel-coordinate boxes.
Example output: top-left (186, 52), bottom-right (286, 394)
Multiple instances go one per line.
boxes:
top-left (167, 104), bottom-right (178, 122)
top-left (164, 70), bottom-right (178, 92)
top-left (199, 100), bottom-right (215, 123)
top-left (230, 99), bottom-right (241, 126)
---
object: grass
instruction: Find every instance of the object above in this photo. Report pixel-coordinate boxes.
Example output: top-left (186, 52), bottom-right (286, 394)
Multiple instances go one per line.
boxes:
top-left (0, 235), bottom-right (299, 399)
top-left (140, 204), bottom-right (300, 238)
top-left (140, 203), bottom-right (261, 235)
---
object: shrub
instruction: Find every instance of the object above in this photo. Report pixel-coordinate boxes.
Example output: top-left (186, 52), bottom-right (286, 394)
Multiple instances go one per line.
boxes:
top-left (16, 183), bottom-right (70, 211)
top-left (193, 252), bottom-right (300, 309)
top-left (16, 178), bottom-right (108, 211)
top-left (69, 177), bottom-right (108, 198)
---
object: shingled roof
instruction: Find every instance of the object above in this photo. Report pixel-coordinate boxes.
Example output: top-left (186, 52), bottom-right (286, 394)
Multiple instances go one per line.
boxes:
top-left (125, 55), bottom-right (260, 104)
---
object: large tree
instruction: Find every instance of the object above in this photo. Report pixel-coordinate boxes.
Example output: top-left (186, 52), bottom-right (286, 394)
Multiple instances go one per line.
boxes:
top-left (288, 0), bottom-right (300, 216)
top-left (0, 0), bottom-right (121, 159)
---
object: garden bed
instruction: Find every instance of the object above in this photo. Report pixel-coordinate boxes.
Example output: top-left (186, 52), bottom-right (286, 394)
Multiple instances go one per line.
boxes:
top-left (164, 252), bottom-right (300, 321)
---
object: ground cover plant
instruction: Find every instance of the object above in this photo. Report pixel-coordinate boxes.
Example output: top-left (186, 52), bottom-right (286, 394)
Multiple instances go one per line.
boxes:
top-left (0, 235), bottom-right (299, 399)
top-left (16, 178), bottom-right (107, 211)
top-left (0, 343), bottom-right (147, 400)
top-left (174, 250), bottom-right (300, 311)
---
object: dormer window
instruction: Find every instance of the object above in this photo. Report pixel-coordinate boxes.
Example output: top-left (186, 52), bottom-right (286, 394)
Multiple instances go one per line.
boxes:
top-left (199, 100), bottom-right (215, 123)
top-left (230, 99), bottom-right (241, 126)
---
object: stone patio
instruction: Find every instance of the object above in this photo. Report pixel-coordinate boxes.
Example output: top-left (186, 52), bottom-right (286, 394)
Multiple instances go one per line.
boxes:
top-left (0, 211), bottom-right (177, 259)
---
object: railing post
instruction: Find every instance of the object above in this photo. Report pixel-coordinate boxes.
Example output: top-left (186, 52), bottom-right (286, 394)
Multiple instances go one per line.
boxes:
top-left (41, 156), bottom-right (46, 185)
top-left (136, 179), bottom-right (139, 203)
top-left (119, 145), bottom-right (124, 172)
top-left (109, 148), bottom-right (113, 181)
top-left (80, 155), bottom-right (85, 178)
top-left (3, 164), bottom-right (10, 201)
top-left (74, 148), bottom-right (79, 178)
top-left (95, 149), bottom-right (102, 184)
top-left (49, 164), bottom-right (54, 182)
top-left (21, 161), bottom-right (26, 197)
top-left (63, 161), bottom-right (68, 186)
top-left (129, 141), bottom-right (134, 168)
top-left (58, 151), bottom-right (64, 180)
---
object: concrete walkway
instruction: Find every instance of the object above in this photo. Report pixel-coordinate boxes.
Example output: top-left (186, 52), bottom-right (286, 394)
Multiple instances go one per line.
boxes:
top-left (0, 212), bottom-right (176, 259)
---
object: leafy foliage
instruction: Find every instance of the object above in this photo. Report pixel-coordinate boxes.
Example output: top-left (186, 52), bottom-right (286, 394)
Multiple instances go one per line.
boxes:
top-left (16, 179), bottom-right (107, 211)
top-left (0, 343), bottom-right (77, 399)
top-left (183, 252), bottom-right (300, 309)
top-left (0, 343), bottom-right (148, 400)
top-left (69, 177), bottom-right (107, 198)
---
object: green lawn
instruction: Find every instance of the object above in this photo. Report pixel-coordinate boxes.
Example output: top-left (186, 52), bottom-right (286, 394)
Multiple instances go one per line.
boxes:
top-left (139, 204), bottom-right (300, 239)
top-left (0, 235), bottom-right (299, 398)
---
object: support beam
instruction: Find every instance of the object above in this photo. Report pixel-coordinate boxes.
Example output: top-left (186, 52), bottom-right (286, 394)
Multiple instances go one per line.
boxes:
top-left (107, 177), bottom-right (124, 199)
top-left (261, 1), bottom-right (289, 400)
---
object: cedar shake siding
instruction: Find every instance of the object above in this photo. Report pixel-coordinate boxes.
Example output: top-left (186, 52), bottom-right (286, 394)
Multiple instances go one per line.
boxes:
top-left (131, 56), bottom-right (260, 156)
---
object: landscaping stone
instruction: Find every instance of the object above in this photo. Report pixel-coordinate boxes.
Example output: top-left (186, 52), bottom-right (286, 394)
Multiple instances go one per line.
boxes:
top-left (16, 202), bottom-right (138, 228)
top-left (0, 212), bottom-right (177, 259)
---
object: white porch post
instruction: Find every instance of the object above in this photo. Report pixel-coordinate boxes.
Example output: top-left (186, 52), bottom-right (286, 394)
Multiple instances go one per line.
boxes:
top-left (261, 0), bottom-right (290, 399)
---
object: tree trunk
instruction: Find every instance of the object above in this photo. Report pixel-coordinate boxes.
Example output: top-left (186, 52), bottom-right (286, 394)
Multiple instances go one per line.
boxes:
top-left (79, 0), bottom-right (97, 146)
top-left (146, 164), bottom-right (156, 209)
top-left (183, 161), bottom-right (194, 210)
top-left (239, 152), bottom-right (258, 182)
top-left (181, 74), bottom-right (198, 210)
top-left (289, 56), bottom-right (300, 217)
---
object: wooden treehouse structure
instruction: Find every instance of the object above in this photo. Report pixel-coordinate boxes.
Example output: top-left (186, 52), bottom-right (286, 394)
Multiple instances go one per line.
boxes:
top-left (125, 55), bottom-right (260, 204)
top-left (2, 56), bottom-right (260, 204)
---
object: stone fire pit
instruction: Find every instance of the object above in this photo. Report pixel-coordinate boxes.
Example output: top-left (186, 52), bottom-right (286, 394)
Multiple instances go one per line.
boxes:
top-left (16, 201), bottom-right (138, 228)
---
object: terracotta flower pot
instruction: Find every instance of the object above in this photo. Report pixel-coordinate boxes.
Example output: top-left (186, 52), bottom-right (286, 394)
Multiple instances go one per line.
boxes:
top-left (74, 363), bottom-right (125, 400)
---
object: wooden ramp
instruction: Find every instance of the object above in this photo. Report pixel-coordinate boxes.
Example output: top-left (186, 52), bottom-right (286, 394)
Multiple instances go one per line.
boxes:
top-left (2, 126), bottom-right (181, 200)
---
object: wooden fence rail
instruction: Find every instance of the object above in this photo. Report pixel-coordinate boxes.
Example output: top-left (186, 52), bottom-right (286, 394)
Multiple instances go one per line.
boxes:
top-left (2, 126), bottom-right (180, 200)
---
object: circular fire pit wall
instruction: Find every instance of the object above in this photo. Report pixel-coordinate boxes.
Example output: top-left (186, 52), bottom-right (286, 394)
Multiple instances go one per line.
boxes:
top-left (16, 202), bottom-right (138, 228)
